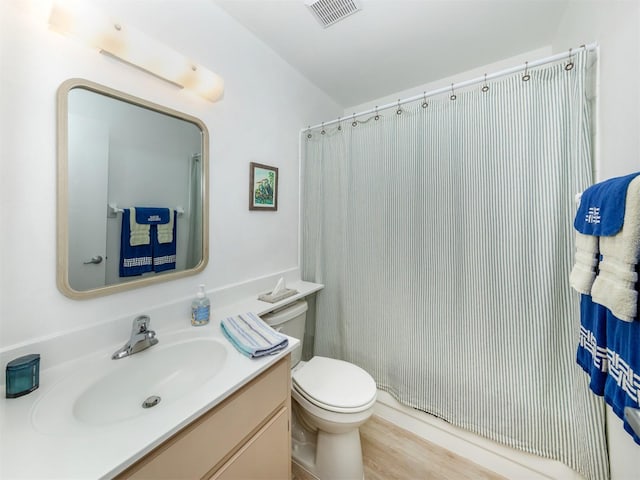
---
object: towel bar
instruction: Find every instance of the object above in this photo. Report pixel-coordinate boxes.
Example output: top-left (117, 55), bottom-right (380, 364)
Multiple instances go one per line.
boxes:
top-left (107, 203), bottom-right (185, 218)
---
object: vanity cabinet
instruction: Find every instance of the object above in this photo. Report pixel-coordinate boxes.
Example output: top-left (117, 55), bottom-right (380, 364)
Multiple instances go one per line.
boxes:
top-left (116, 356), bottom-right (291, 480)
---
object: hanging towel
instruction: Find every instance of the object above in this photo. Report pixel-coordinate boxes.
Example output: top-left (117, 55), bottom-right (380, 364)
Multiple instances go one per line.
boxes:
top-left (578, 295), bottom-right (640, 445)
top-left (574, 172), bottom-right (640, 236)
top-left (569, 233), bottom-right (600, 295)
top-left (129, 207), bottom-right (151, 246)
top-left (604, 308), bottom-right (640, 444)
top-left (157, 209), bottom-right (175, 244)
top-left (120, 208), bottom-right (153, 277)
top-left (152, 210), bottom-right (177, 273)
top-left (220, 312), bottom-right (289, 358)
top-left (135, 207), bottom-right (171, 225)
top-left (574, 172), bottom-right (640, 444)
top-left (576, 295), bottom-right (608, 396)
top-left (591, 175), bottom-right (640, 321)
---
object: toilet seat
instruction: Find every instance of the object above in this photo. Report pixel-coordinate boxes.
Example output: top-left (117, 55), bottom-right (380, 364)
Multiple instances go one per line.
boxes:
top-left (292, 356), bottom-right (377, 413)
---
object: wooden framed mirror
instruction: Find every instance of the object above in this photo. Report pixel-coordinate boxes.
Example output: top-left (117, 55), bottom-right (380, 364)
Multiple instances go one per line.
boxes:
top-left (57, 79), bottom-right (209, 299)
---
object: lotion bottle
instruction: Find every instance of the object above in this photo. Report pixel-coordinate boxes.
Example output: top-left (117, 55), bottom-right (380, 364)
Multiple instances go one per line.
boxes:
top-left (191, 284), bottom-right (210, 326)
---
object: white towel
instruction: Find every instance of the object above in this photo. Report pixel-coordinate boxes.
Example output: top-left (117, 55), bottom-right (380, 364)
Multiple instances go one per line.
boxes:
top-left (220, 312), bottom-right (288, 358)
top-left (129, 207), bottom-right (150, 246)
top-left (591, 176), bottom-right (640, 321)
top-left (569, 232), bottom-right (599, 294)
top-left (157, 210), bottom-right (174, 244)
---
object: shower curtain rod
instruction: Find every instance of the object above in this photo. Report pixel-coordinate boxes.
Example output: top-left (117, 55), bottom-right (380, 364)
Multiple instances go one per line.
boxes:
top-left (302, 42), bottom-right (597, 132)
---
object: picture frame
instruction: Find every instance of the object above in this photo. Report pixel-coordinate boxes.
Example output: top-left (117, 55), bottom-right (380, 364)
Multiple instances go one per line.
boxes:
top-left (249, 162), bottom-right (278, 211)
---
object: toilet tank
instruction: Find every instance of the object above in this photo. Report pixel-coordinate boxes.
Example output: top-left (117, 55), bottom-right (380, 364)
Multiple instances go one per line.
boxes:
top-left (261, 300), bottom-right (308, 367)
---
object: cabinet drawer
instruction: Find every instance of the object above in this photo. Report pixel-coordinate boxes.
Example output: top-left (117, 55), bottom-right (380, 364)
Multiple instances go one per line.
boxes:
top-left (211, 407), bottom-right (289, 480)
top-left (118, 357), bottom-right (290, 479)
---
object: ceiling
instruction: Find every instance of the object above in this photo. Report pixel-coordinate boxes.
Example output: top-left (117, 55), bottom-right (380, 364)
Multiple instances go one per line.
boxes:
top-left (213, 0), bottom-right (570, 108)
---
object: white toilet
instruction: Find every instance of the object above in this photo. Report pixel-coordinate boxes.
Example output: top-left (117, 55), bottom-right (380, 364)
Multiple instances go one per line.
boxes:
top-left (262, 301), bottom-right (377, 480)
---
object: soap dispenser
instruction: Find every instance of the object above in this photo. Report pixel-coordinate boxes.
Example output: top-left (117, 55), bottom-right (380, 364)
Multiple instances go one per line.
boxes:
top-left (191, 284), bottom-right (210, 326)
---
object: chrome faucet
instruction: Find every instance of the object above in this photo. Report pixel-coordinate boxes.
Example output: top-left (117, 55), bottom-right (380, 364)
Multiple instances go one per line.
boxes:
top-left (112, 315), bottom-right (159, 360)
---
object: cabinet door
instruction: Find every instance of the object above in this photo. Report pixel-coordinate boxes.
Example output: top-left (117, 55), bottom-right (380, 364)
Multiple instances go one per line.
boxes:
top-left (116, 358), bottom-right (290, 480)
top-left (211, 407), bottom-right (290, 480)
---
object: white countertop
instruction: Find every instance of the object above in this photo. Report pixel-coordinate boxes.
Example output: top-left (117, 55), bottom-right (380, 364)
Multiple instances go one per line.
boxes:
top-left (0, 281), bottom-right (323, 479)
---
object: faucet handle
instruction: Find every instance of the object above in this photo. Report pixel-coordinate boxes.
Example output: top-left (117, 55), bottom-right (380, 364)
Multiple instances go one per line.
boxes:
top-left (131, 315), bottom-right (151, 334)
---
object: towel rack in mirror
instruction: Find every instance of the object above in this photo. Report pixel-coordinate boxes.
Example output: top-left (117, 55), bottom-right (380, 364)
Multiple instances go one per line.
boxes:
top-left (107, 203), bottom-right (185, 218)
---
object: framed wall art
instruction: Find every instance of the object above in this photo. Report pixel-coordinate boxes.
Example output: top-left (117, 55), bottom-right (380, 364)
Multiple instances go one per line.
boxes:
top-left (249, 162), bottom-right (278, 211)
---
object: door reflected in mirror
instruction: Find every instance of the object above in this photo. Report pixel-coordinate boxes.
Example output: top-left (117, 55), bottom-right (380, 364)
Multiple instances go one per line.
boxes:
top-left (57, 79), bottom-right (209, 299)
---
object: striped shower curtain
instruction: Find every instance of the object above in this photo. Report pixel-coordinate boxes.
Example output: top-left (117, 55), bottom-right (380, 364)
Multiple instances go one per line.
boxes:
top-left (301, 51), bottom-right (608, 480)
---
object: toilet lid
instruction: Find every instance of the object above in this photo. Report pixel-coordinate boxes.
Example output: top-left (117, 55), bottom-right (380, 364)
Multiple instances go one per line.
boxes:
top-left (292, 356), bottom-right (377, 413)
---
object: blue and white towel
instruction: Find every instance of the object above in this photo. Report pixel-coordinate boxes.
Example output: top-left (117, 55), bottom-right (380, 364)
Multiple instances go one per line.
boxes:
top-left (574, 172), bottom-right (640, 236)
top-left (591, 176), bottom-right (640, 321)
top-left (120, 208), bottom-right (153, 277)
top-left (576, 295), bottom-right (608, 396)
top-left (152, 210), bottom-right (176, 273)
top-left (572, 172), bottom-right (640, 444)
top-left (120, 208), bottom-right (177, 277)
top-left (577, 295), bottom-right (640, 444)
top-left (604, 308), bottom-right (640, 444)
top-left (135, 207), bottom-right (171, 225)
top-left (221, 312), bottom-right (288, 358)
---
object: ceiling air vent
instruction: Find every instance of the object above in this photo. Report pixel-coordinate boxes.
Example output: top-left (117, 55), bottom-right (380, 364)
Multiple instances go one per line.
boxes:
top-left (305, 0), bottom-right (361, 28)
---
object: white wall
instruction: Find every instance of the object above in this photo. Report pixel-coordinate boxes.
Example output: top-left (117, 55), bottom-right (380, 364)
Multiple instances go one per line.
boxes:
top-left (0, 0), bottom-right (341, 349)
top-left (344, 46), bottom-right (552, 114)
top-left (553, 3), bottom-right (640, 479)
top-left (553, 0), bottom-right (640, 181)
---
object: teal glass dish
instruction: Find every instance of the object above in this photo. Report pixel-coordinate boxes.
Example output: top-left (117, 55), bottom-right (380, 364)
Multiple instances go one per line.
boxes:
top-left (5, 354), bottom-right (40, 398)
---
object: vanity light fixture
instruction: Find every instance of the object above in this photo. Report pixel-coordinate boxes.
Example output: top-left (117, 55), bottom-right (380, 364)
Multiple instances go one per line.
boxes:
top-left (48, 0), bottom-right (224, 102)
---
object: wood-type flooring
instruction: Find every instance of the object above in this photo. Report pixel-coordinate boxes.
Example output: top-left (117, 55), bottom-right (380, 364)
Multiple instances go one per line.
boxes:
top-left (292, 415), bottom-right (506, 480)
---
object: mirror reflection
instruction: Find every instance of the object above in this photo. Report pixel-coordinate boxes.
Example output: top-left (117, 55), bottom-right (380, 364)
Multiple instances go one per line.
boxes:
top-left (58, 79), bottom-right (209, 299)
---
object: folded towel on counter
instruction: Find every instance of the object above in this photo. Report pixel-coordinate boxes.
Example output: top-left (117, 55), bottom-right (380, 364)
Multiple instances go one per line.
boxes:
top-left (591, 175), bottom-right (640, 321)
top-left (120, 208), bottom-right (153, 277)
top-left (152, 210), bottom-right (176, 273)
top-left (221, 312), bottom-right (288, 358)
top-left (129, 207), bottom-right (151, 246)
top-left (569, 232), bottom-right (600, 295)
top-left (574, 172), bottom-right (640, 236)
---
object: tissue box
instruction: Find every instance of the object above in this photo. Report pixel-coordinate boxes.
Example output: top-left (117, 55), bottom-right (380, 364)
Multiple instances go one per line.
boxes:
top-left (258, 288), bottom-right (298, 303)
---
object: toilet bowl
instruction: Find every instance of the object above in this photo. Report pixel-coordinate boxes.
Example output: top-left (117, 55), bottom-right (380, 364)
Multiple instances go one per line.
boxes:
top-left (261, 302), bottom-right (377, 480)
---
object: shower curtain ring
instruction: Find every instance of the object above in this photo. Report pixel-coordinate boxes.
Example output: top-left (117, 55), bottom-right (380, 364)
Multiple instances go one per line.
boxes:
top-left (449, 84), bottom-right (457, 101)
top-left (522, 61), bottom-right (531, 82)
top-left (396, 100), bottom-right (402, 115)
top-left (321, 122), bottom-right (326, 135)
top-left (351, 113), bottom-right (358, 127)
top-left (374, 106), bottom-right (380, 120)
top-left (565, 48), bottom-right (575, 71)
top-left (306, 126), bottom-right (312, 139)
top-left (481, 74), bottom-right (489, 93)
top-left (337, 117), bottom-right (342, 131)
top-left (421, 92), bottom-right (428, 108)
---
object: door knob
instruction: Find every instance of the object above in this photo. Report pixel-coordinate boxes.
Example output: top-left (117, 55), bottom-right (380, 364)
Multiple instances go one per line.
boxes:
top-left (83, 255), bottom-right (103, 265)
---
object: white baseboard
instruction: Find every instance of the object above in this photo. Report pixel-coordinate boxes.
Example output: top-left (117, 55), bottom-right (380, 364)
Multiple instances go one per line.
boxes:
top-left (374, 390), bottom-right (584, 480)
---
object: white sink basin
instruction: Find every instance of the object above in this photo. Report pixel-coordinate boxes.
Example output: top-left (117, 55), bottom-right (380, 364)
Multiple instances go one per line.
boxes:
top-left (32, 336), bottom-right (228, 433)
